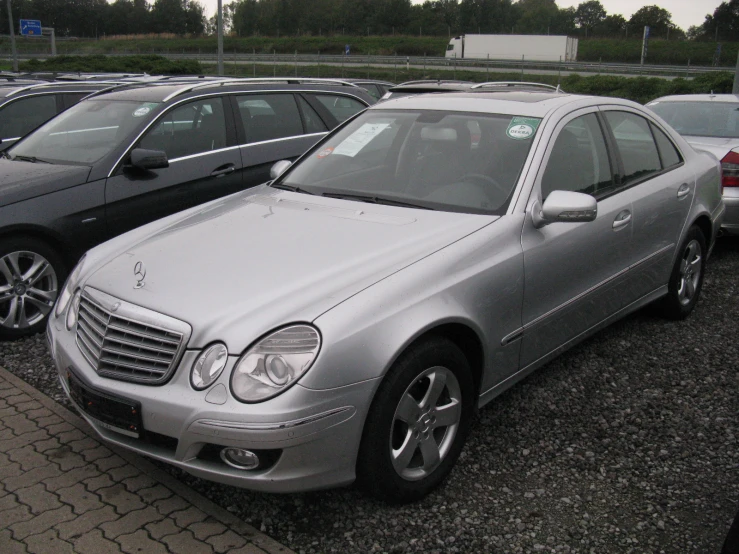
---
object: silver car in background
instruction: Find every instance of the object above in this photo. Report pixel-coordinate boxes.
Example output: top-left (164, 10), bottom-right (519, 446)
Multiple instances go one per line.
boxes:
top-left (48, 90), bottom-right (724, 503)
top-left (647, 94), bottom-right (739, 235)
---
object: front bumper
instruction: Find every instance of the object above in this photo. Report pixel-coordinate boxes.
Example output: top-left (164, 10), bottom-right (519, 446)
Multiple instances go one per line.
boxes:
top-left (722, 189), bottom-right (739, 235)
top-left (48, 318), bottom-right (378, 493)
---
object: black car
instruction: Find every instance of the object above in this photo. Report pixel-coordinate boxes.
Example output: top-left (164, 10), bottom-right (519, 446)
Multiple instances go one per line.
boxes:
top-left (0, 81), bottom-right (125, 150)
top-left (0, 78), bottom-right (374, 338)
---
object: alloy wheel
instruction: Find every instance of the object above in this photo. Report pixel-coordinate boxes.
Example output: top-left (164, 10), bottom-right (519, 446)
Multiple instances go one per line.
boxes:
top-left (0, 251), bottom-right (58, 330)
top-left (389, 366), bottom-right (462, 481)
top-left (677, 239), bottom-right (702, 306)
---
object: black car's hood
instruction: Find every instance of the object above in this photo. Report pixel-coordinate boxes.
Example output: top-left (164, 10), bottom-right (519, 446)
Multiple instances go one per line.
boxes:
top-left (0, 159), bottom-right (91, 207)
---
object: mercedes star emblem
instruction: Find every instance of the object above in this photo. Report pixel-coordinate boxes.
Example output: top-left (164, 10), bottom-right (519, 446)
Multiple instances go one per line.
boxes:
top-left (133, 261), bottom-right (146, 289)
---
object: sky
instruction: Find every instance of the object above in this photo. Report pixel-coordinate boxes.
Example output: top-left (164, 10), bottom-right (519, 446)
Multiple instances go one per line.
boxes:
top-left (197, 1), bottom-right (723, 32)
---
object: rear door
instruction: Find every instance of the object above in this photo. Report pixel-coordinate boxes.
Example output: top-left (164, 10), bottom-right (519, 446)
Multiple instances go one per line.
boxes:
top-left (105, 95), bottom-right (242, 237)
top-left (600, 108), bottom-right (694, 302)
top-left (231, 92), bottom-right (330, 188)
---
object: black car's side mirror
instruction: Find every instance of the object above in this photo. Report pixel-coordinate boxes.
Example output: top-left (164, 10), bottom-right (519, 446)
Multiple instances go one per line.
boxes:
top-left (129, 148), bottom-right (169, 171)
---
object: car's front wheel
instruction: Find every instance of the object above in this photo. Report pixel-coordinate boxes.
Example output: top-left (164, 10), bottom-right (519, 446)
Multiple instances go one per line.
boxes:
top-left (356, 336), bottom-right (475, 503)
top-left (0, 237), bottom-right (66, 339)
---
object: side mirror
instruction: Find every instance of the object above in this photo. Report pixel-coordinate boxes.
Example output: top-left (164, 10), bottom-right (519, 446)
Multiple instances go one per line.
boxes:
top-left (129, 148), bottom-right (169, 171)
top-left (270, 160), bottom-right (292, 180)
top-left (532, 190), bottom-right (597, 228)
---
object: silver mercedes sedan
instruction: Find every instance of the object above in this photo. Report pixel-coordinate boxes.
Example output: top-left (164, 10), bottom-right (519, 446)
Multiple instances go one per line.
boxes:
top-left (646, 94), bottom-right (739, 235)
top-left (48, 90), bottom-right (724, 503)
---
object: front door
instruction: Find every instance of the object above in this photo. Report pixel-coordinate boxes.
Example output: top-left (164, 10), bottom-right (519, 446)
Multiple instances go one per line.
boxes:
top-left (105, 96), bottom-right (242, 237)
top-left (520, 109), bottom-right (633, 369)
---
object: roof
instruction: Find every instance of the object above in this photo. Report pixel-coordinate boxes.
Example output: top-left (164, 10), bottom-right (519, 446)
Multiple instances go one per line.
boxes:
top-left (373, 91), bottom-right (595, 117)
top-left (648, 94), bottom-right (739, 104)
top-left (91, 81), bottom-right (377, 104)
top-left (0, 81), bottom-right (118, 99)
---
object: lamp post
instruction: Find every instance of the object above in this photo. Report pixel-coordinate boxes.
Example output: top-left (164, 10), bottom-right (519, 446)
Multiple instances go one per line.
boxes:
top-left (217, 0), bottom-right (224, 76)
top-left (6, 0), bottom-right (18, 72)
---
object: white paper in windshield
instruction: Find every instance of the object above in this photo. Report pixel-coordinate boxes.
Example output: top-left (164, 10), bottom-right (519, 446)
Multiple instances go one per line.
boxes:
top-left (333, 123), bottom-right (390, 157)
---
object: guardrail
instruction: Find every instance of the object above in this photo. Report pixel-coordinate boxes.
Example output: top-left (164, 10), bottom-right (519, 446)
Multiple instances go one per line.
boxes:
top-left (0, 51), bottom-right (731, 78)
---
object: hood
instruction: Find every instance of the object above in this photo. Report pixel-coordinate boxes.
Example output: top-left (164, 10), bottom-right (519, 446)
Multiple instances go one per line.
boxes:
top-left (0, 159), bottom-right (91, 207)
top-left (683, 135), bottom-right (739, 160)
top-left (87, 187), bottom-right (495, 350)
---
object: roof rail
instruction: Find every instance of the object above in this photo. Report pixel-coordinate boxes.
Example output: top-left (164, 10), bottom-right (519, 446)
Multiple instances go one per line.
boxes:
top-left (396, 79), bottom-right (471, 86)
top-left (470, 81), bottom-right (560, 91)
top-left (4, 82), bottom-right (60, 97)
top-left (162, 76), bottom-right (363, 102)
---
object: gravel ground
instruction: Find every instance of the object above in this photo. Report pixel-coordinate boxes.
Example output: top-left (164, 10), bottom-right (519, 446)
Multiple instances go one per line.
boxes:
top-left (2, 239), bottom-right (738, 554)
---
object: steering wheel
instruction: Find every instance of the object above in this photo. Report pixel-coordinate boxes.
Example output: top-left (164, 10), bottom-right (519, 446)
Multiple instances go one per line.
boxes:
top-left (460, 173), bottom-right (509, 197)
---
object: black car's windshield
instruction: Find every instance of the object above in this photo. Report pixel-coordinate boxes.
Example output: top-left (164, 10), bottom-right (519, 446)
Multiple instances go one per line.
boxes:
top-left (9, 99), bottom-right (160, 165)
top-left (280, 109), bottom-right (540, 215)
top-left (647, 100), bottom-right (739, 139)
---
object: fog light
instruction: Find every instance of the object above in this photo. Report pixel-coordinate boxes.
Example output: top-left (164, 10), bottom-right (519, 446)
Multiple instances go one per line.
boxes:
top-left (220, 447), bottom-right (259, 470)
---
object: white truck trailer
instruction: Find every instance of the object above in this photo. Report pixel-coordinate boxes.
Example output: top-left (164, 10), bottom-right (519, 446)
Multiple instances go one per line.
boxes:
top-left (445, 34), bottom-right (578, 62)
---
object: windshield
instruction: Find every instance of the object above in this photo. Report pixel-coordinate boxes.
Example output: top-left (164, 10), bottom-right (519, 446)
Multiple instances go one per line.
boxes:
top-left (9, 99), bottom-right (159, 164)
top-left (280, 110), bottom-right (540, 215)
top-left (647, 101), bottom-right (739, 139)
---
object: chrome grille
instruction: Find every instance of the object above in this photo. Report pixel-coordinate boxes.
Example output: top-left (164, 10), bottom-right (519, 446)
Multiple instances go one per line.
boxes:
top-left (76, 289), bottom-right (188, 385)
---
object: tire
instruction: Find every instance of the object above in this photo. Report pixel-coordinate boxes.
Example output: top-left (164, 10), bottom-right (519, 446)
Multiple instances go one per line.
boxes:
top-left (0, 236), bottom-right (67, 340)
top-left (657, 225), bottom-right (706, 320)
top-left (356, 336), bottom-right (475, 503)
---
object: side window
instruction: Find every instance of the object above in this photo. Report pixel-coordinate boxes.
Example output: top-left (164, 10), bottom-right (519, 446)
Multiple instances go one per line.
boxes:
top-left (650, 123), bottom-right (682, 169)
top-left (236, 94), bottom-right (303, 143)
top-left (0, 95), bottom-right (58, 139)
top-left (361, 84), bottom-right (382, 100)
top-left (604, 111), bottom-right (661, 185)
top-left (541, 113), bottom-right (612, 200)
top-left (62, 93), bottom-right (89, 109)
top-left (313, 94), bottom-right (366, 123)
top-left (138, 97), bottom-right (227, 160)
top-left (297, 96), bottom-right (328, 134)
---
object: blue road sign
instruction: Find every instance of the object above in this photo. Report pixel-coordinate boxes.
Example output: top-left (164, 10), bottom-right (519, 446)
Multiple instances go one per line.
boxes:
top-left (20, 19), bottom-right (42, 36)
top-left (345, 44), bottom-right (350, 55)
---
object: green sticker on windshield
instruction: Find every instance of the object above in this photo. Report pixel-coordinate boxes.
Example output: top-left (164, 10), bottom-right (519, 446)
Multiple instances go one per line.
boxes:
top-left (506, 117), bottom-right (541, 140)
top-left (133, 103), bottom-right (158, 117)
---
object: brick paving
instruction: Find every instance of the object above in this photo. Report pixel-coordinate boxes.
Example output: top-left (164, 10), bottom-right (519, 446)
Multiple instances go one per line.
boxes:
top-left (0, 366), bottom-right (293, 554)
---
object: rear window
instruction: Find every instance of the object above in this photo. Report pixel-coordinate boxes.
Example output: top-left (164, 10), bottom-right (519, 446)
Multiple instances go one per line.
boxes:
top-left (647, 100), bottom-right (739, 138)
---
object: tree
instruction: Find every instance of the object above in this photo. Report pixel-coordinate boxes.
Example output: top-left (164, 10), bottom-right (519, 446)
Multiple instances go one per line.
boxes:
top-left (692, 0), bottom-right (739, 41)
top-left (595, 14), bottom-right (626, 38)
top-left (628, 5), bottom-right (681, 40)
top-left (574, 0), bottom-right (606, 36)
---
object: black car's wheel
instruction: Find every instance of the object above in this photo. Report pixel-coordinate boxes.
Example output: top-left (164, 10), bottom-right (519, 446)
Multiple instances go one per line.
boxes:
top-left (657, 225), bottom-right (706, 320)
top-left (356, 336), bottom-right (475, 503)
top-left (0, 237), bottom-right (66, 339)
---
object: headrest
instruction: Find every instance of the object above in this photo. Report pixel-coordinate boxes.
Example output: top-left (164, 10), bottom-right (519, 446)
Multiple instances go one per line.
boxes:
top-left (420, 127), bottom-right (457, 141)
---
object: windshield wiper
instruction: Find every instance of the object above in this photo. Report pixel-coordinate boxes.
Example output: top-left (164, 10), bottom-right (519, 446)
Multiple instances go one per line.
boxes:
top-left (270, 182), bottom-right (315, 195)
top-left (0, 150), bottom-right (11, 159)
top-left (321, 192), bottom-right (434, 210)
top-left (13, 155), bottom-right (51, 164)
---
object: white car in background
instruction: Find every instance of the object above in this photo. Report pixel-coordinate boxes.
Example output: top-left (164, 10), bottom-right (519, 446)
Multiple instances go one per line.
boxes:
top-left (647, 94), bottom-right (739, 235)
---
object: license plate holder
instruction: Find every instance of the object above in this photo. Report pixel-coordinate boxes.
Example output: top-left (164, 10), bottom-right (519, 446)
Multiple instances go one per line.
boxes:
top-left (66, 369), bottom-right (142, 439)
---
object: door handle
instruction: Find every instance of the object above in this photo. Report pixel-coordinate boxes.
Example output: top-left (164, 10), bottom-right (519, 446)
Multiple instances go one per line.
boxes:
top-left (211, 164), bottom-right (235, 177)
top-left (677, 183), bottom-right (691, 199)
top-left (612, 210), bottom-right (631, 230)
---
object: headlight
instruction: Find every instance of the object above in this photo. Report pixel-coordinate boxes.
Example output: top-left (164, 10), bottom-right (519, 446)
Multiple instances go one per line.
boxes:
top-left (55, 255), bottom-right (86, 318)
top-left (231, 325), bottom-right (321, 403)
top-left (191, 343), bottom-right (228, 390)
top-left (65, 290), bottom-right (81, 330)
